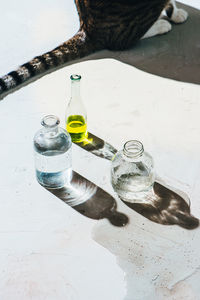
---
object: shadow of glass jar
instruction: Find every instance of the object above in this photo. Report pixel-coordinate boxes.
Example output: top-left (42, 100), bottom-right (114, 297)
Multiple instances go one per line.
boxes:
top-left (75, 132), bottom-right (199, 230)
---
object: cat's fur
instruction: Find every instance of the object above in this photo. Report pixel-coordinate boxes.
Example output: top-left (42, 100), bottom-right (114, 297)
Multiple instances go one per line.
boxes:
top-left (0, 0), bottom-right (187, 99)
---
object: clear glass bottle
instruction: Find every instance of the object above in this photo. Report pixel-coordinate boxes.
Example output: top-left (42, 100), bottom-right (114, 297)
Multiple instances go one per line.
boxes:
top-left (34, 115), bottom-right (72, 189)
top-left (65, 74), bottom-right (88, 143)
top-left (111, 140), bottom-right (155, 202)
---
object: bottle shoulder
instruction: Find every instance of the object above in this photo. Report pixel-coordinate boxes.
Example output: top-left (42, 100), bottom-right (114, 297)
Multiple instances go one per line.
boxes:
top-left (111, 150), bottom-right (154, 167)
top-left (34, 127), bottom-right (72, 154)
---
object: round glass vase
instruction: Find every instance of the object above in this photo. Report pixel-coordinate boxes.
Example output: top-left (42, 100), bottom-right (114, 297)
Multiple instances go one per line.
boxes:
top-left (111, 140), bottom-right (155, 202)
top-left (34, 115), bottom-right (72, 189)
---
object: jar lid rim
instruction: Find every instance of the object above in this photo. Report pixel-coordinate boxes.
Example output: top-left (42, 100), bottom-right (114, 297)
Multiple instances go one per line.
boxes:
top-left (123, 140), bottom-right (144, 158)
top-left (70, 74), bottom-right (81, 81)
top-left (41, 115), bottom-right (60, 127)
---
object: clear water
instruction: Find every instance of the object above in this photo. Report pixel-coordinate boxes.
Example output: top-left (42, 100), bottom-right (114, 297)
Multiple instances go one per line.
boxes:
top-left (35, 150), bottom-right (72, 189)
top-left (112, 170), bottom-right (154, 201)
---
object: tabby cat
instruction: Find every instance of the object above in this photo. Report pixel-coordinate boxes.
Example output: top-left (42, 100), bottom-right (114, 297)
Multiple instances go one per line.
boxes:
top-left (0, 0), bottom-right (187, 99)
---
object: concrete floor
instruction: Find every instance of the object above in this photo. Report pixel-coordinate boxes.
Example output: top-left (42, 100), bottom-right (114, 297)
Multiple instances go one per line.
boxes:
top-left (86, 3), bottom-right (200, 85)
top-left (0, 1), bottom-right (200, 299)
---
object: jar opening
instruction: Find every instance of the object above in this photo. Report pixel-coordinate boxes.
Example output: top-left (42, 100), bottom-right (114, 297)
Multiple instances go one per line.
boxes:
top-left (123, 140), bottom-right (144, 158)
top-left (41, 115), bottom-right (60, 128)
top-left (70, 74), bottom-right (81, 81)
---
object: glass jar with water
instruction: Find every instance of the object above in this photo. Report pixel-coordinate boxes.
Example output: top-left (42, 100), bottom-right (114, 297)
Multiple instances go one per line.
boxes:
top-left (34, 115), bottom-right (72, 189)
top-left (111, 140), bottom-right (155, 202)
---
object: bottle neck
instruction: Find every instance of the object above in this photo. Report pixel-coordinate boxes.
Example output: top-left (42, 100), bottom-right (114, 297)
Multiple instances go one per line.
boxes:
top-left (71, 80), bottom-right (80, 99)
top-left (44, 125), bottom-right (59, 135)
top-left (41, 115), bottom-right (59, 136)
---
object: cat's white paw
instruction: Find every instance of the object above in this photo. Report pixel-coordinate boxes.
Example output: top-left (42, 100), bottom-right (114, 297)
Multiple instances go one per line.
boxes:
top-left (156, 19), bottom-right (172, 35)
top-left (142, 19), bottom-right (172, 39)
top-left (171, 8), bottom-right (188, 23)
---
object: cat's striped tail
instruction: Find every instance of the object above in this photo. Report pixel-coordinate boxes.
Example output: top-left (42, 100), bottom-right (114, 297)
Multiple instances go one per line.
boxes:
top-left (0, 30), bottom-right (95, 100)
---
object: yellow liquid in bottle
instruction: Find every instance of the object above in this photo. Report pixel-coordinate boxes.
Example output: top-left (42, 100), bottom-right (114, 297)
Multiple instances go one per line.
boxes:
top-left (66, 115), bottom-right (87, 143)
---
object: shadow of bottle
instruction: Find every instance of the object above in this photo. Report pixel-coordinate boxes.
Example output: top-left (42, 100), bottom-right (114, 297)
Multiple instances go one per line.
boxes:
top-left (76, 132), bottom-right (117, 160)
top-left (46, 171), bottom-right (128, 227)
top-left (121, 182), bottom-right (199, 230)
top-left (76, 132), bottom-right (199, 229)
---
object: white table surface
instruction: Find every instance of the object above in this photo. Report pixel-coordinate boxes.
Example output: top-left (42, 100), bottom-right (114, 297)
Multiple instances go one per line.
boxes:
top-left (0, 1), bottom-right (200, 299)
